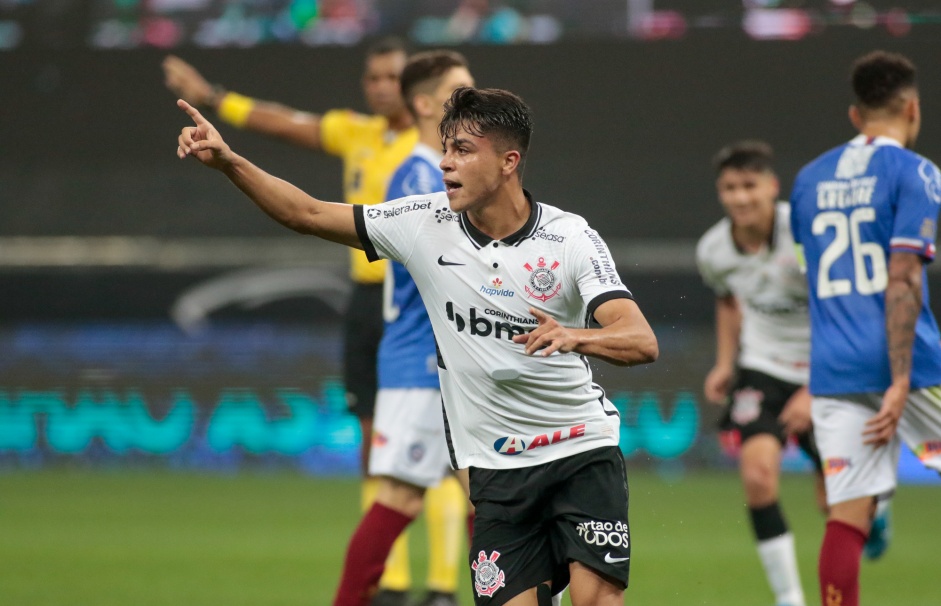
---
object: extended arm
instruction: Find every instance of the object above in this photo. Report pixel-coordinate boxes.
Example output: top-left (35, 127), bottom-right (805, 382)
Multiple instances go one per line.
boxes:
top-left (865, 251), bottom-right (923, 445)
top-left (163, 55), bottom-right (323, 150)
top-left (175, 100), bottom-right (358, 247)
top-left (704, 295), bottom-right (741, 404)
top-left (512, 298), bottom-right (658, 367)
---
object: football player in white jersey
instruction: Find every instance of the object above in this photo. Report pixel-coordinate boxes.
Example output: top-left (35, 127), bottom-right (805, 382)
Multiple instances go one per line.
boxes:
top-left (696, 141), bottom-right (824, 606)
top-left (174, 87), bottom-right (658, 606)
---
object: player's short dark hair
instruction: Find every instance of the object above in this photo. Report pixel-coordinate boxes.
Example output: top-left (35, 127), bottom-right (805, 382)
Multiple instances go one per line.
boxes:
top-left (365, 36), bottom-right (407, 58)
top-left (400, 50), bottom-right (469, 117)
top-left (713, 140), bottom-right (775, 175)
top-left (851, 50), bottom-right (917, 113)
top-left (439, 87), bottom-right (534, 176)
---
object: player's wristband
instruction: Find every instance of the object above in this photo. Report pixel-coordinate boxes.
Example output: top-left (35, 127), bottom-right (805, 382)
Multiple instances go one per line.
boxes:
top-left (217, 92), bottom-right (255, 128)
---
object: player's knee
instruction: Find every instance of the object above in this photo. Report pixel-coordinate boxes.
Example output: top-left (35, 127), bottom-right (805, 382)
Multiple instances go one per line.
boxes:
top-left (377, 478), bottom-right (427, 517)
top-left (740, 462), bottom-right (778, 501)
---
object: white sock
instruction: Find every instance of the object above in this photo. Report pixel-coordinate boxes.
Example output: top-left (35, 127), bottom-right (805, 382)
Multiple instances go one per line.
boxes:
top-left (757, 532), bottom-right (805, 606)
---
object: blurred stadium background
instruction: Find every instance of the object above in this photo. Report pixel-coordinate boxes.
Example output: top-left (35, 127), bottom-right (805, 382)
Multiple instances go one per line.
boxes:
top-left (0, 1), bottom-right (939, 604)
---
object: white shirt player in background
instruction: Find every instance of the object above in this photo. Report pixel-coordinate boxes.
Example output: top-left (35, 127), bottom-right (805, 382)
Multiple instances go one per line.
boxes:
top-left (789, 51), bottom-right (941, 606)
top-left (696, 141), bottom-right (823, 606)
top-left (173, 85), bottom-right (658, 606)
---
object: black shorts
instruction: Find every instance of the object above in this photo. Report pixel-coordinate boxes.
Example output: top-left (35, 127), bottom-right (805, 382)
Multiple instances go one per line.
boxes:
top-left (343, 282), bottom-right (383, 419)
top-left (720, 367), bottom-right (822, 471)
top-left (468, 446), bottom-right (630, 606)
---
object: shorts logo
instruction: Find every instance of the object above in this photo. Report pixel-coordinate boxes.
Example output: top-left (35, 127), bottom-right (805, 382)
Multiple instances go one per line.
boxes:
top-left (372, 432), bottom-right (388, 447)
top-left (730, 388), bottom-right (763, 425)
top-left (576, 520), bottom-right (630, 549)
top-left (472, 550), bottom-right (505, 598)
top-left (524, 257), bottom-right (562, 302)
top-left (824, 457), bottom-right (851, 476)
top-left (366, 208), bottom-right (382, 219)
top-left (915, 440), bottom-right (941, 461)
top-left (493, 424), bottom-right (586, 455)
top-left (409, 441), bottom-right (426, 462)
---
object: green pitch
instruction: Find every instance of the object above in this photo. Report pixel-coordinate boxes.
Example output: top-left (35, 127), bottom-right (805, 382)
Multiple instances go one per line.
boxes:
top-left (0, 469), bottom-right (937, 605)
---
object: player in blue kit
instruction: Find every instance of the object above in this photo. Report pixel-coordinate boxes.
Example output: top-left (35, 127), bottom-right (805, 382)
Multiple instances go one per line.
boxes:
top-left (332, 51), bottom-right (476, 606)
top-left (789, 50), bottom-right (941, 606)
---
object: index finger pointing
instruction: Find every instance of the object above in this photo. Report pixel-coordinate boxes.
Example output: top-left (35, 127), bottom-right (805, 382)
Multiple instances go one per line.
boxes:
top-left (177, 99), bottom-right (209, 126)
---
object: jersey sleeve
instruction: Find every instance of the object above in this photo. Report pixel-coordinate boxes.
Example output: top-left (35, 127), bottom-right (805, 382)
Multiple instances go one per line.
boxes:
top-left (568, 226), bottom-right (633, 323)
top-left (890, 156), bottom-right (941, 262)
top-left (354, 195), bottom-right (435, 265)
top-left (694, 234), bottom-right (731, 298)
top-left (319, 109), bottom-right (367, 157)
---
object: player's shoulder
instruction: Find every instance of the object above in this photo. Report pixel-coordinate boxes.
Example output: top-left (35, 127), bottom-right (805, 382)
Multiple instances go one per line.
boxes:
top-left (322, 109), bottom-right (385, 133)
top-left (795, 143), bottom-right (848, 181)
top-left (535, 201), bottom-right (596, 236)
top-left (368, 191), bottom-right (447, 221)
top-left (884, 145), bottom-right (939, 175)
top-left (696, 216), bottom-right (733, 262)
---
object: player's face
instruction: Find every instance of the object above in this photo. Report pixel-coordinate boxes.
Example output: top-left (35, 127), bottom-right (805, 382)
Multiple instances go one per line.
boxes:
top-left (716, 168), bottom-right (778, 229)
top-left (440, 126), bottom-right (506, 213)
top-left (362, 51), bottom-right (408, 119)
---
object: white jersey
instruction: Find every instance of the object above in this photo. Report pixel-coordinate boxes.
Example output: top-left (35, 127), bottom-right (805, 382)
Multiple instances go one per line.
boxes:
top-left (696, 203), bottom-right (810, 385)
top-left (355, 191), bottom-right (632, 470)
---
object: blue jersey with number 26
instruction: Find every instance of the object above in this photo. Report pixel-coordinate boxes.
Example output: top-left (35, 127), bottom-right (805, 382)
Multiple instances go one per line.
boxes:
top-left (376, 143), bottom-right (443, 389)
top-left (790, 135), bottom-right (941, 395)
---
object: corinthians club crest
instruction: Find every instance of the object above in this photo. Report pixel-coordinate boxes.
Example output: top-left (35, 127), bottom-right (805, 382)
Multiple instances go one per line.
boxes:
top-left (472, 550), bottom-right (506, 598)
top-left (524, 257), bottom-right (562, 302)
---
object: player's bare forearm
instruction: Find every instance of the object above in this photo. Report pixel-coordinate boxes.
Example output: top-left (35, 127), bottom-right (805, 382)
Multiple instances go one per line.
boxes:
top-left (512, 299), bottom-right (657, 366)
top-left (714, 295), bottom-right (741, 370)
top-left (242, 102), bottom-right (323, 150)
top-left (885, 252), bottom-right (923, 387)
top-left (573, 317), bottom-right (659, 367)
top-left (176, 100), bottom-right (356, 248)
top-left (222, 155), bottom-right (360, 248)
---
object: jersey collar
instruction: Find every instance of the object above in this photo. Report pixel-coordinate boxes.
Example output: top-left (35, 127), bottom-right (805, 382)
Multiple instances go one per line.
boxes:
top-left (849, 133), bottom-right (903, 148)
top-left (459, 189), bottom-right (542, 249)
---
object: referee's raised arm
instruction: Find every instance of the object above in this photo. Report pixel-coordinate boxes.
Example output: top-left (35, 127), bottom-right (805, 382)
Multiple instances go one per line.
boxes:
top-left (175, 99), bottom-right (361, 250)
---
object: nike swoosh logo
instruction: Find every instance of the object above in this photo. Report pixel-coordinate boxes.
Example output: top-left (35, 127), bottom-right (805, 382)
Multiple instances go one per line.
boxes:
top-left (604, 553), bottom-right (629, 564)
top-left (437, 255), bottom-right (465, 266)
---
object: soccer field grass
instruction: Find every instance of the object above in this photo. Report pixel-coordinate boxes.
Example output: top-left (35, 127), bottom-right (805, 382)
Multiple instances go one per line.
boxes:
top-left (0, 469), bottom-right (937, 605)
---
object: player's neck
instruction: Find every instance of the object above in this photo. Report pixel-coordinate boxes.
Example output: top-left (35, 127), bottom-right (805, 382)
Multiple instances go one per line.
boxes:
top-left (465, 185), bottom-right (530, 241)
top-left (418, 120), bottom-right (441, 150)
top-left (857, 121), bottom-right (908, 147)
top-left (386, 110), bottom-right (414, 132)
top-left (732, 212), bottom-right (774, 254)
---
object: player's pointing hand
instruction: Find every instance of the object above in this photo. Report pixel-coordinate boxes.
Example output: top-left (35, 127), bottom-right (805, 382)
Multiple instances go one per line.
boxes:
top-left (513, 307), bottom-right (579, 357)
top-left (176, 99), bottom-right (234, 170)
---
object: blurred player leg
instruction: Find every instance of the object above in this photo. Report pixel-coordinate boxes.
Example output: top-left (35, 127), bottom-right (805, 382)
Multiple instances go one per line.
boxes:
top-left (337, 478), bottom-right (425, 606)
top-left (863, 497), bottom-right (892, 560)
top-left (418, 475), bottom-right (466, 605)
top-left (740, 434), bottom-right (806, 606)
top-left (376, 534), bottom-right (412, 602)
